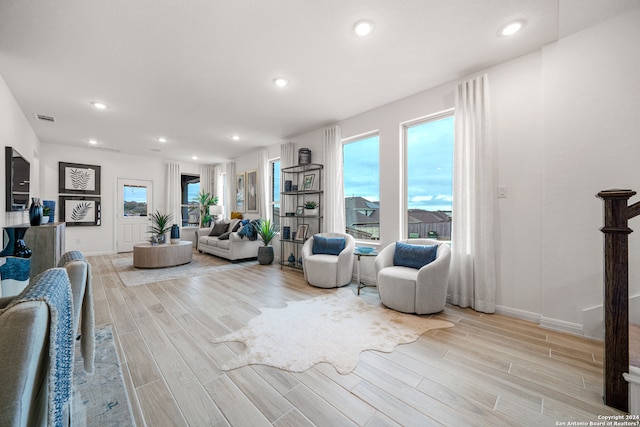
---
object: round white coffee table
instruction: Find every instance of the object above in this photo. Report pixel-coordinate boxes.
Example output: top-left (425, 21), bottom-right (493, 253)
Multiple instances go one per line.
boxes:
top-left (133, 241), bottom-right (193, 268)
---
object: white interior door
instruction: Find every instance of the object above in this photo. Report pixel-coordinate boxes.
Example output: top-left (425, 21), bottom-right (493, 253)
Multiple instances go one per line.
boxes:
top-left (117, 179), bottom-right (153, 253)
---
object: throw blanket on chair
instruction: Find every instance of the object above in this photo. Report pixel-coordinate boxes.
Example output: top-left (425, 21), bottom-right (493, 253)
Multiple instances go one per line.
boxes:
top-left (6, 268), bottom-right (74, 427)
top-left (58, 250), bottom-right (95, 374)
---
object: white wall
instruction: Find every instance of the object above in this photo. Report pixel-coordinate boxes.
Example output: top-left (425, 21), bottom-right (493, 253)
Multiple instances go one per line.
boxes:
top-left (540, 9), bottom-right (640, 332)
top-left (39, 143), bottom-right (200, 255)
top-left (0, 75), bottom-right (41, 228)
top-left (287, 9), bottom-right (640, 334)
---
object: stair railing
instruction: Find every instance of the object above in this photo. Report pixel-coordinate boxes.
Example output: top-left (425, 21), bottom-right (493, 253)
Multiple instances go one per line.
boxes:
top-left (597, 189), bottom-right (640, 412)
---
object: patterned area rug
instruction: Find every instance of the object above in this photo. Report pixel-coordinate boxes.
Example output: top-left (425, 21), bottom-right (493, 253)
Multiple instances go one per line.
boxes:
top-left (213, 288), bottom-right (455, 374)
top-left (73, 326), bottom-right (134, 427)
top-left (111, 252), bottom-right (257, 287)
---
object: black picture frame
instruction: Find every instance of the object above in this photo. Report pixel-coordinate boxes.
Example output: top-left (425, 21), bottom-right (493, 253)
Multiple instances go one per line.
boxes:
top-left (59, 196), bottom-right (101, 226)
top-left (58, 162), bottom-right (101, 195)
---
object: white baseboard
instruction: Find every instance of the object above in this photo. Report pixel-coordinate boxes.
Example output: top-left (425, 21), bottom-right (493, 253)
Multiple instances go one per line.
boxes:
top-left (583, 294), bottom-right (640, 340)
top-left (494, 305), bottom-right (541, 324)
top-left (539, 316), bottom-right (584, 337)
top-left (495, 305), bottom-right (587, 338)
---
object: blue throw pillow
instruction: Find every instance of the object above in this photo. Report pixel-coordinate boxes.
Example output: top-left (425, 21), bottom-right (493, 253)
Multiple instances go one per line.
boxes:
top-left (312, 236), bottom-right (346, 256)
top-left (393, 241), bottom-right (438, 269)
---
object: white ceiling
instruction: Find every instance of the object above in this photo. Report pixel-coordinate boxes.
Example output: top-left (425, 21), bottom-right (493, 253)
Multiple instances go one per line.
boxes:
top-left (1, 0), bottom-right (638, 164)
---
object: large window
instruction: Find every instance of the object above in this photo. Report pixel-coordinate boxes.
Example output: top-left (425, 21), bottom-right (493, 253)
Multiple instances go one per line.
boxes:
top-left (404, 112), bottom-right (454, 239)
top-left (181, 174), bottom-right (200, 227)
top-left (343, 133), bottom-right (380, 240)
top-left (271, 159), bottom-right (280, 226)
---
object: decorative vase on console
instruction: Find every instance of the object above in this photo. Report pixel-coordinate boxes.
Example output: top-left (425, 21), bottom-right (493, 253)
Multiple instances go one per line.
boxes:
top-left (170, 224), bottom-right (180, 244)
top-left (29, 198), bottom-right (43, 226)
top-left (288, 253), bottom-right (296, 264)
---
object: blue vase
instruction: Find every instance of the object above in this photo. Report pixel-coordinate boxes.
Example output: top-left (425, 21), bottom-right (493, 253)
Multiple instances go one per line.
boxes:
top-left (288, 253), bottom-right (295, 264)
top-left (29, 198), bottom-right (43, 226)
top-left (170, 224), bottom-right (180, 243)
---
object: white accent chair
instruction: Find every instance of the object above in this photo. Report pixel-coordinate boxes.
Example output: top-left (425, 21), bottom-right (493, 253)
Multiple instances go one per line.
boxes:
top-left (374, 239), bottom-right (451, 314)
top-left (302, 233), bottom-right (356, 288)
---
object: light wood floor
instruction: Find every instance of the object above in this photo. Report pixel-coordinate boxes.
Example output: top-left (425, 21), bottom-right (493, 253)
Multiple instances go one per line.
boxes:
top-left (88, 252), bottom-right (624, 427)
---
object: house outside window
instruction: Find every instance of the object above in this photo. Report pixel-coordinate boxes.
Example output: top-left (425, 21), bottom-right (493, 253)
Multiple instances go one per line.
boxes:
top-left (404, 112), bottom-right (454, 240)
top-left (271, 159), bottom-right (280, 226)
top-left (181, 174), bottom-right (200, 227)
top-left (343, 133), bottom-right (380, 240)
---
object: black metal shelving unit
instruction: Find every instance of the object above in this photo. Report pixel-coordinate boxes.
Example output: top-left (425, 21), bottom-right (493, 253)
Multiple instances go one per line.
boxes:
top-left (279, 163), bottom-right (323, 270)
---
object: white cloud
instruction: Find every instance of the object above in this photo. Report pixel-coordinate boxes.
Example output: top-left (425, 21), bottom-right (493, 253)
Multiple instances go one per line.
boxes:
top-left (435, 194), bottom-right (453, 202)
top-left (411, 195), bottom-right (433, 202)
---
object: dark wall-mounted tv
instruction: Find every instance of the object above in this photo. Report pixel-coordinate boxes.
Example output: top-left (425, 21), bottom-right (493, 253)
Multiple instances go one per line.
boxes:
top-left (5, 146), bottom-right (31, 211)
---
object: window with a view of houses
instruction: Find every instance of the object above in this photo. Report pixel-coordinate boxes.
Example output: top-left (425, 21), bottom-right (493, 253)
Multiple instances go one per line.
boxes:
top-left (404, 112), bottom-right (454, 240)
top-left (343, 133), bottom-right (380, 240)
top-left (341, 112), bottom-right (454, 242)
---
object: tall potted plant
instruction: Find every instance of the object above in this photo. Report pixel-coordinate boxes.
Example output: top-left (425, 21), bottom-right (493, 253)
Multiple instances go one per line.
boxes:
top-left (254, 219), bottom-right (279, 265)
top-left (149, 210), bottom-right (172, 244)
top-left (194, 191), bottom-right (219, 228)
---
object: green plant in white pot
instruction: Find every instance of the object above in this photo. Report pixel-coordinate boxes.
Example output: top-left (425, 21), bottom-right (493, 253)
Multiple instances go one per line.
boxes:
top-left (149, 210), bottom-right (172, 244)
top-left (254, 219), bottom-right (279, 265)
top-left (304, 200), bottom-right (318, 216)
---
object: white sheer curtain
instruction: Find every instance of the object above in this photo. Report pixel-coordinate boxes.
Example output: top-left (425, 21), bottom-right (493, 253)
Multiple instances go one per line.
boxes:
top-left (225, 162), bottom-right (236, 214)
top-left (324, 125), bottom-right (345, 233)
top-left (449, 74), bottom-right (497, 313)
top-left (257, 151), bottom-right (270, 220)
top-left (166, 162), bottom-right (181, 226)
top-left (213, 165), bottom-right (223, 202)
top-left (200, 165), bottom-right (215, 197)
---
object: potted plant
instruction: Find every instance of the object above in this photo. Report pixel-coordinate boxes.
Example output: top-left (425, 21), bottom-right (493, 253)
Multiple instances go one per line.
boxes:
top-left (193, 191), bottom-right (219, 228)
top-left (149, 210), bottom-right (172, 244)
top-left (41, 205), bottom-right (51, 224)
top-left (303, 200), bottom-right (318, 216)
top-left (254, 219), bottom-right (279, 265)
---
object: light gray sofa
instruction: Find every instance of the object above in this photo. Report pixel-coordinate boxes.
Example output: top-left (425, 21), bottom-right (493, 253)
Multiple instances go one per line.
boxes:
top-left (0, 251), bottom-right (94, 426)
top-left (195, 222), bottom-right (261, 262)
top-left (0, 268), bottom-right (73, 427)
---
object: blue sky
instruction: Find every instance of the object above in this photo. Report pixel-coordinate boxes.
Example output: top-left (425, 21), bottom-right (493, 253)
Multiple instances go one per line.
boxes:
top-left (343, 115), bottom-right (454, 211)
top-left (123, 185), bottom-right (148, 203)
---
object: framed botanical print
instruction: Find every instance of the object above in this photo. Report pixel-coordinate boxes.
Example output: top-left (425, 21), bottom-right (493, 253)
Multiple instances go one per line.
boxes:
top-left (303, 174), bottom-right (315, 190)
top-left (246, 170), bottom-right (258, 212)
top-left (236, 172), bottom-right (245, 212)
top-left (59, 196), bottom-right (101, 226)
top-left (59, 162), bottom-right (101, 195)
top-left (295, 224), bottom-right (308, 241)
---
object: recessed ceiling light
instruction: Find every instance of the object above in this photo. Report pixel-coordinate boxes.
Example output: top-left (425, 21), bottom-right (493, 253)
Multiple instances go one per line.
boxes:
top-left (500, 21), bottom-right (523, 36)
top-left (273, 78), bottom-right (289, 88)
top-left (192, 155), bottom-right (198, 160)
top-left (157, 137), bottom-right (167, 143)
top-left (88, 139), bottom-right (98, 145)
top-left (91, 101), bottom-right (108, 110)
top-left (354, 20), bottom-right (374, 37)
top-left (231, 135), bottom-right (240, 141)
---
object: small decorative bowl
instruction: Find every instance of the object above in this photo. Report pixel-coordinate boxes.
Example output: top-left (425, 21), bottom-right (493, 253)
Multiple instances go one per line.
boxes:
top-left (356, 247), bottom-right (374, 254)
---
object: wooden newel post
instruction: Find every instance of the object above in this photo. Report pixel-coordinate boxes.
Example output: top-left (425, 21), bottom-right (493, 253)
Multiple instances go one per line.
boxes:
top-left (597, 189), bottom-right (636, 412)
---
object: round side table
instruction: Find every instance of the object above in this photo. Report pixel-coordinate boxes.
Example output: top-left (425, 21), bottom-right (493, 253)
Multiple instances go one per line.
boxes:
top-left (354, 249), bottom-right (378, 295)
